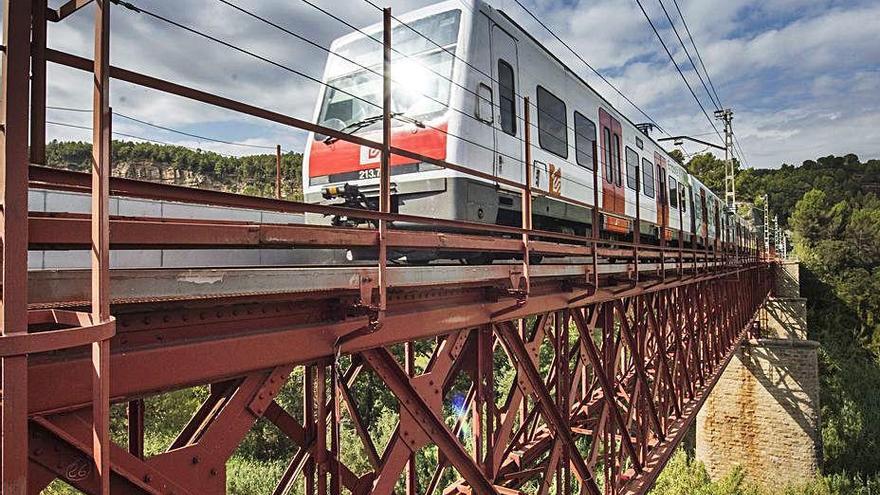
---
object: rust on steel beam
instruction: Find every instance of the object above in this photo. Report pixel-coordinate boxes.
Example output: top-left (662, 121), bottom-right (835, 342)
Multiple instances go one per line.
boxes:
top-left (45, 0), bottom-right (94, 22)
top-left (495, 321), bottom-right (602, 495)
top-left (1, 0), bottom-right (32, 492)
top-left (571, 308), bottom-right (642, 472)
top-left (25, 213), bottom-right (590, 257)
top-left (622, 279), bottom-right (771, 494)
top-left (21, 266), bottom-right (769, 495)
top-left (23, 268), bottom-right (764, 417)
top-left (361, 347), bottom-right (498, 495)
top-left (90, 2), bottom-right (113, 493)
top-left (30, 0), bottom-right (47, 164)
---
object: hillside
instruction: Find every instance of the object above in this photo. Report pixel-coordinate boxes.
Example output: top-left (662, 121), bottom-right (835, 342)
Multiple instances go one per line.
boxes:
top-left (673, 151), bottom-right (880, 227)
top-left (45, 139), bottom-right (305, 200)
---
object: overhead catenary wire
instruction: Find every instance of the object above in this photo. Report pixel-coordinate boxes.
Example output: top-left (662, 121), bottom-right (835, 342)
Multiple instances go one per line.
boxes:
top-left (505, 0), bottom-right (670, 137)
top-left (110, 0), bottom-right (540, 177)
top-left (656, 0), bottom-right (720, 110)
top-left (667, 0), bottom-right (755, 168)
top-left (633, 0), bottom-right (723, 142)
top-left (110, 0), bottom-right (688, 198)
top-left (47, 105), bottom-right (277, 151)
top-left (46, 119), bottom-right (238, 157)
top-left (359, 0), bottom-right (669, 152)
top-left (671, 0), bottom-right (723, 110)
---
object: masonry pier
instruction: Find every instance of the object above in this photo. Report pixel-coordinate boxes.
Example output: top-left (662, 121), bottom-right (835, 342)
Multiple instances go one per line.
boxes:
top-left (696, 261), bottom-right (822, 491)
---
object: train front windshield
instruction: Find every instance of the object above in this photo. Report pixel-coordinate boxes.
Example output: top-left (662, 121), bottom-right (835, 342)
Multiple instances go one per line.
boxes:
top-left (316, 10), bottom-right (461, 137)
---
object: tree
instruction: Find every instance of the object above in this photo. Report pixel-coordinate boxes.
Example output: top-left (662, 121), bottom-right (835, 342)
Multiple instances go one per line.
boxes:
top-left (685, 152), bottom-right (726, 193)
top-left (45, 140), bottom-right (305, 200)
top-left (667, 149), bottom-right (685, 166)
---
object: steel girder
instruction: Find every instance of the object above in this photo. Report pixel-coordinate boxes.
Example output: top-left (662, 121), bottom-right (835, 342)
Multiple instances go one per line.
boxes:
top-left (13, 266), bottom-right (770, 495)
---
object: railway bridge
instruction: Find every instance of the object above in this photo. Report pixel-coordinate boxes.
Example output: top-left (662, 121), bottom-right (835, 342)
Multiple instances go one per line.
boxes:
top-left (0, 1), bottom-right (802, 494)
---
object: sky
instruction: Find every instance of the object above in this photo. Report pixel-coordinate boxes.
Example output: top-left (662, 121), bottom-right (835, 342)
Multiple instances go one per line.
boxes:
top-left (13, 0), bottom-right (880, 168)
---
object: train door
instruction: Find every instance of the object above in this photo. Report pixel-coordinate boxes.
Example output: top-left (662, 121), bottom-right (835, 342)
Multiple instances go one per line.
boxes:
top-left (490, 25), bottom-right (521, 184)
top-left (700, 189), bottom-right (708, 240)
top-left (655, 152), bottom-right (669, 239)
top-left (689, 185), bottom-right (697, 238)
top-left (599, 108), bottom-right (626, 233)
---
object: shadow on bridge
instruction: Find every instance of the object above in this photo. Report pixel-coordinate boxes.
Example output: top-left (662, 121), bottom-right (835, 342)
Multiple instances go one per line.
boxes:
top-left (740, 341), bottom-right (820, 446)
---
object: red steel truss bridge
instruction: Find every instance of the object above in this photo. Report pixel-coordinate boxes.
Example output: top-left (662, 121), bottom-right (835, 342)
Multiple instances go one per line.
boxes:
top-left (1, 1), bottom-right (773, 494)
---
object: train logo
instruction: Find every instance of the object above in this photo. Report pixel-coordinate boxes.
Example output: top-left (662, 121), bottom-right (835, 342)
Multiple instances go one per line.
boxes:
top-left (359, 145), bottom-right (382, 165)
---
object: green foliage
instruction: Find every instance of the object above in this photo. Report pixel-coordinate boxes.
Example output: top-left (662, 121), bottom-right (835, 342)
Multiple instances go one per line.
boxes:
top-left (650, 450), bottom-right (759, 495)
top-left (788, 186), bottom-right (880, 475)
top-left (737, 154), bottom-right (880, 228)
top-left (685, 152), bottom-right (732, 193)
top-left (679, 152), bottom-right (880, 230)
top-left (45, 139), bottom-right (304, 200)
top-left (668, 148), bottom-right (686, 166)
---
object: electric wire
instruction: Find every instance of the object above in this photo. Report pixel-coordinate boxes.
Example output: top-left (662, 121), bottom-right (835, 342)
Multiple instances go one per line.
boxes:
top-left (670, 0), bottom-right (723, 109)
top-left (111, 0), bottom-right (541, 180)
top-left (46, 119), bottom-right (238, 157)
top-left (633, 0), bottom-right (723, 142)
top-left (228, 0), bottom-right (672, 194)
top-left (656, 0), bottom-right (719, 110)
top-left (47, 105), bottom-right (277, 151)
top-left (504, 0), bottom-right (669, 136)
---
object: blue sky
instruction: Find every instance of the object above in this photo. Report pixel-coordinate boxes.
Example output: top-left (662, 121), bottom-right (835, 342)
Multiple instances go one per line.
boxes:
top-left (20, 0), bottom-right (880, 167)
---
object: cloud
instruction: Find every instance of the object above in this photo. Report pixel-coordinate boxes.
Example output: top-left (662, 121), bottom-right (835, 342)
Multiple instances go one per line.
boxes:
top-left (6, 0), bottom-right (879, 168)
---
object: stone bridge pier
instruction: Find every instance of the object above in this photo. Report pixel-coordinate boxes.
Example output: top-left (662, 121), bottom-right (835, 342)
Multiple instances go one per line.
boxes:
top-left (695, 261), bottom-right (822, 491)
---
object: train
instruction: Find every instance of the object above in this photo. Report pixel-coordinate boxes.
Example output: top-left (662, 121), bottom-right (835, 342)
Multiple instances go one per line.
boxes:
top-left (302, 0), bottom-right (753, 262)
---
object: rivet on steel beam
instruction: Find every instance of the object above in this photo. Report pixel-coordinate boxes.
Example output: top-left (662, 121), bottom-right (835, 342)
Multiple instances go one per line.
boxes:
top-left (191, 456), bottom-right (200, 465)
top-left (210, 468), bottom-right (218, 476)
top-left (144, 474), bottom-right (152, 483)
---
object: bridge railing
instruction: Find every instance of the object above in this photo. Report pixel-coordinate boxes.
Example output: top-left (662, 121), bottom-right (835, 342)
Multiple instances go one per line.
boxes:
top-left (2, 1), bottom-right (766, 494)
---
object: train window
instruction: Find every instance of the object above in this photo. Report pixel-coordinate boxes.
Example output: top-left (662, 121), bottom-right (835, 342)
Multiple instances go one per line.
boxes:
top-left (613, 134), bottom-right (622, 186)
top-left (642, 158), bottom-right (655, 198)
top-left (536, 86), bottom-right (568, 158)
top-left (682, 186), bottom-right (689, 213)
top-left (603, 127), bottom-right (613, 183)
top-left (574, 112), bottom-right (596, 170)
top-left (625, 146), bottom-right (639, 191)
top-left (658, 168), bottom-right (667, 205)
top-left (498, 60), bottom-right (516, 135)
top-left (669, 177), bottom-right (678, 208)
top-left (475, 83), bottom-right (493, 123)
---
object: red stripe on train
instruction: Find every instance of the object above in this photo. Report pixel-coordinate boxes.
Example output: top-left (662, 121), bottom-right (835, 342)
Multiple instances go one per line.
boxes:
top-left (308, 121), bottom-right (448, 177)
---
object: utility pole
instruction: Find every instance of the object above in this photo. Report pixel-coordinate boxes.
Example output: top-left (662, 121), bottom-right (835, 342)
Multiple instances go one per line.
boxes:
top-left (763, 194), bottom-right (770, 255)
top-left (773, 214), bottom-right (782, 258)
top-left (715, 108), bottom-right (735, 210)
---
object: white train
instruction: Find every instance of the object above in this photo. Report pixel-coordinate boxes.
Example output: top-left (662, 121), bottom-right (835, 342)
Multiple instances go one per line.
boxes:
top-left (303, 0), bottom-right (751, 260)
